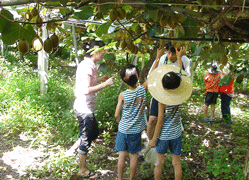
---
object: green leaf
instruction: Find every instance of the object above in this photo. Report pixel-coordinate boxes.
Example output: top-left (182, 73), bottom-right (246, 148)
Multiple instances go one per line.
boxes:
top-left (0, 9), bottom-right (14, 33)
top-left (60, 8), bottom-right (72, 16)
top-left (145, 8), bottom-right (159, 22)
top-left (99, 4), bottom-right (116, 15)
top-left (23, 24), bottom-right (37, 45)
top-left (96, 21), bottom-right (111, 37)
top-left (2, 22), bottom-right (22, 45)
top-left (182, 18), bottom-right (199, 38)
top-left (148, 24), bottom-right (157, 36)
top-left (59, 0), bottom-right (67, 6)
top-left (74, 6), bottom-right (94, 20)
top-left (193, 44), bottom-right (206, 56)
top-left (104, 53), bottom-right (116, 61)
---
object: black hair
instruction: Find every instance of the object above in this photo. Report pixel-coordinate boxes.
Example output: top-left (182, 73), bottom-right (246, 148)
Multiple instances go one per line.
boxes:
top-left (167, 45), bottom-right (176, 54)
top-left (82, 39), bottom-right (105, 57)
top-left (120, 64), bottom-right (140, 87)
top-left (162, 71), bottom-right (181, 90)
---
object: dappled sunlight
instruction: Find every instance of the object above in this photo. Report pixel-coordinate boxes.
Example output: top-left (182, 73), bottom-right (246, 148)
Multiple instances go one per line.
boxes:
top-left (2, 146), bottom-right (45, 176)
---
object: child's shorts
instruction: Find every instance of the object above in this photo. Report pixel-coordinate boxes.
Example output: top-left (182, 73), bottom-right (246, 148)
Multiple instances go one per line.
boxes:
top-left (205, 92), bottom-right (218, 105)
top-left (115, 131), bottom-right (141, 154)
top-left (156, 136), bottom-right (182, 155)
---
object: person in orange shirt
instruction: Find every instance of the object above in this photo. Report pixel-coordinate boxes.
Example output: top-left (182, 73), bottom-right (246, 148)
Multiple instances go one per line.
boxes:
top-left (219, 63), bottom-right (235, 126)
top-left (203, 65), bottom-right (221, 121)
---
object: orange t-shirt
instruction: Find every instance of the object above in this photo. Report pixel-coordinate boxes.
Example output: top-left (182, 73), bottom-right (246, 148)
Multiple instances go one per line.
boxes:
top-left (204, 72), bottom-right (221, 93)
top-left (219, 74), bottom-right (235, 94)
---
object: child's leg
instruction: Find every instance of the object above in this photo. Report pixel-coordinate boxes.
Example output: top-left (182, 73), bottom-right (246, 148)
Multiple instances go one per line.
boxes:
top-left (154, 153), bottom-right (165, 180)
top-left (172, 154), bottom-right (182, 180)
top-left (203, 105), bottom-right (209, 119)
top-left (129, 153), bottom-right (138, 180)
top-left (210, 104), bottom-right (215, 119)
top-left (118, 151), bottom-right (128, 180)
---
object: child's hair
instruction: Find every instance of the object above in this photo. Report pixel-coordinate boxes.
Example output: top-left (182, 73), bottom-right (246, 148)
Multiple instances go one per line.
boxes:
top-left (82, 39), bottom-right (105, 57)
top-left (162, 71), bottom-right (181, 90)
top-left (120, 64), bottom-right (140, 87)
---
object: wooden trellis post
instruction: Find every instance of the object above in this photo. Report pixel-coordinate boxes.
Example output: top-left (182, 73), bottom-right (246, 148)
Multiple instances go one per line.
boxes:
top-left (38, 25), bottom-right (49, 95)
top-left (72, 23), bottom-right (79, 66)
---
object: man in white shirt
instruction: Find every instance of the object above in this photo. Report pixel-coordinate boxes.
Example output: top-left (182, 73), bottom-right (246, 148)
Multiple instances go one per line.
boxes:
top-left (73, 40), bottom-right (114, 179)
top-left (147, 45), bottom-right (191, 140)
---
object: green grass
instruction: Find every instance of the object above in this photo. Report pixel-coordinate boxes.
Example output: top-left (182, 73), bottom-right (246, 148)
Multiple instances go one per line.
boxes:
top-left (0, 55), bottom-right (248, 180)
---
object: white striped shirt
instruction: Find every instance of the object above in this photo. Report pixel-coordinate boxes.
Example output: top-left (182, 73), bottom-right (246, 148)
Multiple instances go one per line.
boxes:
top-left (118, 85), bottom-right (147, 134)
top-left (159, 105), bottom-right (183, 140)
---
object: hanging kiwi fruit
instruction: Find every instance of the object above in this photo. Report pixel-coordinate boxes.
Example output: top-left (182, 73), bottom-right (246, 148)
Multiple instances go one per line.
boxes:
top-left (43, 37), bottom-right (53, 53)
top-left (31, 6), bottom-right (39, 17)
top-left (36, 15), bottom-right (43, 28)
top-left (18, 39), bottom-right (29, 54)
top-left (32, 36), bottom-right (43, 52)
top-left (50, 33), bottom-right (59, 49)
top-left (25, 9), bottom-right (32, 21)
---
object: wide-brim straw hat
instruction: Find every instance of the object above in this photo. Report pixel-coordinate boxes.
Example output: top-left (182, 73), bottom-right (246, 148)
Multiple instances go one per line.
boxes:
top-left (148, 65), bottom-right (193, 105)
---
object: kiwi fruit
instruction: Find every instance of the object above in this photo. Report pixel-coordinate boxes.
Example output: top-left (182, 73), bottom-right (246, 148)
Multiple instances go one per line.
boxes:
top-left (120, 40), bottom-right (127, 50)
top-left (36, 15), bottom-right (43, 28)
top-left (135, 24), bottom-right (142, 35)
top-left (50, 33), bottom-right (59, 49)
top-left (43, 37), bottom-right (53, 53)
top-left (18, 39), bottom-right (29, 54)
top-left (32, 36), bottom-right (43, 52)
top-left (25, 10), bottom-right (32, 21)
top-left (31, 7), bottom-right (39, 17)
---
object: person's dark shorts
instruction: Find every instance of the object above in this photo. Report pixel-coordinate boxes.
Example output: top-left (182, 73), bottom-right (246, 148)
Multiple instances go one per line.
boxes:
top-left (205, 92), bottom-right (219, 105)
top-left (75, 111), bottom-right (99, 155)
top-left (156, 136), bottom-right (182, 155)
top-left (149, 97), bottom-right (158, 117)
top-left (115, 131), bottom-right (141, 154)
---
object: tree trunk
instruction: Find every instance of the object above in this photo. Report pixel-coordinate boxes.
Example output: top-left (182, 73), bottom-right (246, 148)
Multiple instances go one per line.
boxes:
top-left (139, 47), bottom-right (157, 84)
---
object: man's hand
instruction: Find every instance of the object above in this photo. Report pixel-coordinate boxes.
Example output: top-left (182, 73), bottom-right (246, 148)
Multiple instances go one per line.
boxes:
top-left (105, 77), bottom-right (114, 87)
top-left (176, 46), bottom-right (186, 60)
top-left (156, 48), bottom-right (166, 60)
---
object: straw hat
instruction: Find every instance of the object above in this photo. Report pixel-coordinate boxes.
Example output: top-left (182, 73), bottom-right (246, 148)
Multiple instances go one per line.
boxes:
top-left (148, 65), bottom-right (193, 105)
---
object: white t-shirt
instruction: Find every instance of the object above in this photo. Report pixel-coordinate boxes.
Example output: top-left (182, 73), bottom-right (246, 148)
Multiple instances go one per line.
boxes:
top-left (149, 53), bottom-right (191, 76)
top-left (74, 57), bottom-right (97, 114)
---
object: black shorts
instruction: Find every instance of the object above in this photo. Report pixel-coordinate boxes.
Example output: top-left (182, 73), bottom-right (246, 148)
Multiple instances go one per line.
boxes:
top-left (149, 97), bottom-right (159, 117)
top-left (205, 92), bottom-right (218, 105)
top-left (75, 111), bottom-right (99, 154)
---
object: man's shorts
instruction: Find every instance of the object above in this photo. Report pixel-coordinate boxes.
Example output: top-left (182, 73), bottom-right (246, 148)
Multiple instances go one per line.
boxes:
top-left (75, 112), bottom-right (99, 155)
top-left (115, 131), bottom-right (141, 154)
top-left (156, 136), bottom-right (182, 155)
top-left (205, 92), bottom-right (219, 105)
top-left (149, 97), bottom-right (158, 117)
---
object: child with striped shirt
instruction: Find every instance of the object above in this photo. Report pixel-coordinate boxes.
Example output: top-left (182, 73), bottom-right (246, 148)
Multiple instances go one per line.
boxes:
top-left (114, 49), bottom-right (165, 180)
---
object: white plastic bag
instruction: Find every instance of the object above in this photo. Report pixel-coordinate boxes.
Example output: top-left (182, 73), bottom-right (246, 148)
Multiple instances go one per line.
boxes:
top-left (141, 142), bottom-right (158, 165)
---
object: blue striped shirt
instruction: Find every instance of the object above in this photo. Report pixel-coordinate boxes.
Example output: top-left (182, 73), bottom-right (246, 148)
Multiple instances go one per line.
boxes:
top-left (159, 105), bottom-right (183, 140)
top-left (118, 85), bottom-right (147, 134)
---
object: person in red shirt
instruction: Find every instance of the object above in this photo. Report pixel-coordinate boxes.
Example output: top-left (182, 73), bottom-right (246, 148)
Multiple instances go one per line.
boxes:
top-left (203, 65), bottom-right (221, 121)
top-left (219, 63), bottom-right (235, 125)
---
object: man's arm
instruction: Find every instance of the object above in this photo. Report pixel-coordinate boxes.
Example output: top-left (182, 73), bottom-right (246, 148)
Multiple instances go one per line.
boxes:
top-left (115, 93), bottom-right (124, 122)
top-left (149, 102), bottom-right (165, 147)
top-left (176, 47), bottom-right (186, 69)
top-left (143, 48), bottom-right (165, 90)
top-left (88, 76), bottom-right (114, 94)
top-left (97, 75), bottom-right (110, 83)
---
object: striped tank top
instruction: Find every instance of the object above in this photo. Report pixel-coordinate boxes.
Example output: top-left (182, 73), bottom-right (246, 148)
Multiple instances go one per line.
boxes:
top-left (159, 105), bottom-right (183, 140)
top-left (118, 85), bottom-right (147, 134)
